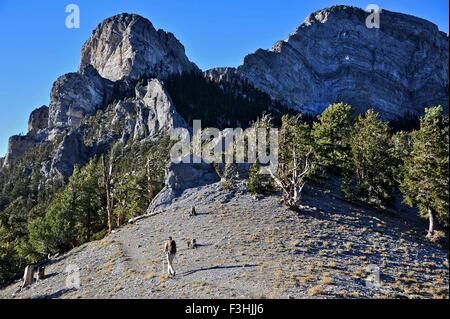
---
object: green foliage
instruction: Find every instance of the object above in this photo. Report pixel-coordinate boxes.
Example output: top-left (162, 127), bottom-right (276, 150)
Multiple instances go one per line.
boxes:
top-left (0, 223), bottom-right (21, 284)
top-left (247, 163), bottom-right (273, 194)
top-left (111, 138), bottom-right (170, 225)
top-left (390, 130), bottom-right (412, 183)
top-left (28, 158), bottom-right (105, 256)
top-left (350, 109), bottom-right (394, 207)
top-left (165, 72), bottom-right (292, 129)
top-left (279, 115), bottom-right (314, 171)
top-left (400, 106), bottom-right (449, 231)
top-left (313, 103), bottom-right (353, 173)
top-left (247, 163), bottom-right (264, 194)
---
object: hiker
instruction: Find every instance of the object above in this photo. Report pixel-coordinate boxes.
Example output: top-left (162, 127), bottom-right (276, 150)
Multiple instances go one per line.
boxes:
top-left (163, 236), bottom-right (177, 276)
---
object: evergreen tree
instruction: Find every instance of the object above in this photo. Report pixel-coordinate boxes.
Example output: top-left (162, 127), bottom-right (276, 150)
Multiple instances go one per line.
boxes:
top-left (400, 106), bottom-right (449, 240)
top-left (28, 158), bottom-right (105, 256)
top-left (313, 103), bottom-right (353, 173)
top-left (0, 224), bottom-right (20, 284)
top-left (351, 109), bottom-right (394, 207)
top-left (390, 130), bottom-right (412, 184)
top-left (247, 162), bottom-right (270, 194)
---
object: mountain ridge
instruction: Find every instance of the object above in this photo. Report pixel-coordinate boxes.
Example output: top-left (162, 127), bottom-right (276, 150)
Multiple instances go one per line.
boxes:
top-left (231, 5), bottom-right (449, 117)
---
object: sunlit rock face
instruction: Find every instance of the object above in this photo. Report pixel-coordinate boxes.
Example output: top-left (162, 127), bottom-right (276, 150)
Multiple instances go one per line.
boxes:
top-left (235, 6), bottom-right (448, 118)
top-left (79, 13), bottom-right (199, 82)
top-left (48, 65), bottom-right (110, 130)
top-left (111, 78), bottom-right (187, 141)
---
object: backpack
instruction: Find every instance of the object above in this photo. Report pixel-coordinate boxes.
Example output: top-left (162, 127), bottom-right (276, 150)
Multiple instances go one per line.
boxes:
top-left (169, 240), bottom-right (177, 254)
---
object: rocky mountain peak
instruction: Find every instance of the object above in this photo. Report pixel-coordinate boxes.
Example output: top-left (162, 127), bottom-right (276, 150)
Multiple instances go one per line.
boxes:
top-left (236, 6), bottom-right (449, 118)
top-left (79, 13), bottom-right (199, 81)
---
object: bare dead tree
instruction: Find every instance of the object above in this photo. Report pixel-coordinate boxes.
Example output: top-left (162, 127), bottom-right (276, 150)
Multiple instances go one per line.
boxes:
top-left (102, 154), bottom-right (115, 234)
top-left (145, 156), bottom-right (159, 201)
top-left (268, 147), bottom-right (313, 209)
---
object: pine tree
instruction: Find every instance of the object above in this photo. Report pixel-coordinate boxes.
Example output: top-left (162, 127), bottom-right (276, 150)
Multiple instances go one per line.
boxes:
top-left (390, 130), bottom-right (412, 183)
top-left (313, 103), bottom-right (353, 173)
top-left (400, 106), bottom-right (449, 240)
top-left (28, 158), bottom-right (105, 256)
top-left (351, 109), bottom-right (394, 207)
top-left (247, 162), bottom-right (266, 194)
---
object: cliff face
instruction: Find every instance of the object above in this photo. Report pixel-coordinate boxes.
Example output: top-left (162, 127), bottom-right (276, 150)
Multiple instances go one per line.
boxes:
top-left (79, 13), bottom-right (199, 81)
top-left (2, 135), bottom-right (38, 168)
top-left (48, 65), bottom-right (111, 130)
top-left (28, 105), bottom-right (49, 133)
top-left (2, 14), bottom-right (191, 177)
top-left (235, 6), bottom-right (448, 117)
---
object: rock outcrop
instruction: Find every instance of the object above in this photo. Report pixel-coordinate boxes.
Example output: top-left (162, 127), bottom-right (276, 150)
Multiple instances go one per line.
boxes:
top-left (80, 13), bottom-right (199, 81)
top-left (28, 106), bottom-right (49, 133)
top-left (233, 5), bottom-right (449, 118)
top-left (48, 131), bottom-right (91, 179)
top-left (2, 7), bottom-right (449, 180)
top-left (204, 67), bottom-right (238, 83)
top-left (148, 158), bottom-right (219, 213)
top-left (48, 65), bottom-right (112, 130)
top-left (2, 106), bottom-right (50, 168)
top-left (2, 135), bottom-right (39, 168)
top-left (112, 79), bottom-right (187, 141)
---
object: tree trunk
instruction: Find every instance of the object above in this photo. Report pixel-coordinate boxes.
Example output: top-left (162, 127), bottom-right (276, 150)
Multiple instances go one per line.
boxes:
top-left (86, 209), bottom-right (91, 242)
top-left (146, 158), bottom-right (155, 200)
top-left (102, 155), bottom-right (114, 234)
top-left (426, 207), bottom-right (435, 240)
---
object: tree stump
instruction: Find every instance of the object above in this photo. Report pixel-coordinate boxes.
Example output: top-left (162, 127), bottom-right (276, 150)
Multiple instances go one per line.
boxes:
top-left (22, 265), bottom-right (35, 288)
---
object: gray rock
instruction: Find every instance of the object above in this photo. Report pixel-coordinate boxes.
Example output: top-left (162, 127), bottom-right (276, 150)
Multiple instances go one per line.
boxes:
top-left (80, 13), bottom-right (199, 81)
top-left (48, 65), bottom-right (111, 129)
top-left (148, 157), bottom-right (219, 213)
top-left (112, 79), bottom-right (187, 141)
top-left (49, 131), bottom-right (90, 180)
top-left (204, 67), bottom-right (238, 83)
top-left (233, 5), bottom-right (448, 118)
top-left (28, 105), bottom-right (49, 133)
top-left (2, 135), bottom-right (38, 168)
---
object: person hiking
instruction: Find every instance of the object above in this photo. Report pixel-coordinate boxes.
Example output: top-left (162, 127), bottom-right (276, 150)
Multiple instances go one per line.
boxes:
top-left (163, 236), bottom-right (177, 277)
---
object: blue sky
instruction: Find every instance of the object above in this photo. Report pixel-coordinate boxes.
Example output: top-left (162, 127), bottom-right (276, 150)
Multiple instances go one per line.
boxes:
top-left (0, 0), bottom-right (448, 156)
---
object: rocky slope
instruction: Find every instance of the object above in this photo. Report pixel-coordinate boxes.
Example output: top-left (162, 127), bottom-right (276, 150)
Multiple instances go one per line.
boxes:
top-left (210, 6), bottom-right (449, 118)
top-left (1, 179), bottom-right (448, 299)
